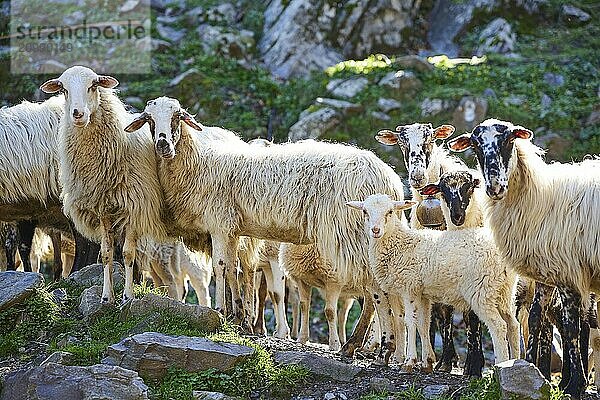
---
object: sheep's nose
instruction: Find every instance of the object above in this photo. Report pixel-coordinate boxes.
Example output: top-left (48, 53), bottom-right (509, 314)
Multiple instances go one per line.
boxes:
top-left (371, 227), bottom-right (380, 235)
top-left (73, 109), bottom-right (84, 119)
top-left (157, 138), bottom-right (169, 149)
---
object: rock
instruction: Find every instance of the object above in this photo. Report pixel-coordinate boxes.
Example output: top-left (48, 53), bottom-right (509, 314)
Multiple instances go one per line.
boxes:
top-left (543, 73), bottom-right (565, 88)
top-left (0, 363), bottom-right (148, 400)
top-left (79, 285), bottom-right (106, 320)
top-left (205, 3), bottom-right (237, 24)
top-left (560, 4), bottom-right (591, 25)
top-left (540, 94), bottom-right (552, 117)
top-left (503, 95), bottom-right (526, 106)
top-left (586, 104), bottom-right (600, 126)
top-left (196, 25), bottom-right (255, 59)
top-left (452, 96), bottom-right (488, 132)
top-left (327, 77), bottom-right (369, 99)
top-left (124, 293), bottom-right (222, 331)
top-left (370, 377), bottom-right (394, 392)
top-left (52, 288), bottom-right (68, 305)
top-left (483, 88), bottom-right (497, 99)
top-left (534, 131), bottom-right (572, 160)
top-left (0, 271), bottom-right (44, 312)
top-left (193, 391), bottom-right (236, 400)
top-left (421, 98), bottom-right (451, 117)
top-left (315, 98), bottom-right (363, 114)
top-left (476, 18), bottom-right (516, 56)
top-left (378, 71), bottom-right (422, 93)
top-left (423, 385), bottom-right (450, 399)
top-left (494, 359), bottom-right (551, 400)
top-left (156, 23), bottom-right (186, 43)
top-left (38, 60), bottom-right (68, 74)
top-left (323, 393), bottom-right (347, 400)
top-left (393, 55), bottom-right (433, 73)
top-left (259, 0), bottom-right (420, 79)
top-left (69, 262), bottom-right (123, 288)
top-left (63, 10), bottom-right (85, 26)
top-left (103, 332), bottom-right (254, 380)
top-left (119, 0), bottom-right (140, 13)
top-left (41, 351), bottom-right (75, 366)
top-left (273, 351), bottom-right (362, 382)
top-left (377, 98), bottom-right (402, 113)
top-left (371, 111), bottom-right (391, 121)
top-left (288, 107), bottom-right (340, 142)
top-left (169, 68), bottom-right (202, 87)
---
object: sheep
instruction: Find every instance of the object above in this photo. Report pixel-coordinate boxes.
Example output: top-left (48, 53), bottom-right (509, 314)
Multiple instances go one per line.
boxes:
top-left (376, 123), bottom-right (486, 374)
top-left (347, 194), bottom-right (520, 371)
top-left (448, 118), bottom-right (600, 397)
top-left (40, 66), bottom-right (168, 304)
top-left (124, 96), bottom-right (406, 361)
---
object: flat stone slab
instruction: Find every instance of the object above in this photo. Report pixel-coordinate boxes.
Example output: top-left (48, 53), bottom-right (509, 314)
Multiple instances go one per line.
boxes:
top-left (494, 359), bottom-right (551, 400)
top-left (69, 262), bottom-right (123, 288)
top-left (273, 351), bottom-right (362, 382)
top-left (0, 363), bottom-right (148, 400)
top-left (103, 332), bottom-right (255, 380)
top-left (0, 271), bottom-right (44, 312)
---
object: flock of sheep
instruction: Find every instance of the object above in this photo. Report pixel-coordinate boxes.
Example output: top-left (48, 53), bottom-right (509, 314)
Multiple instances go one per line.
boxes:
top-left (1, 65), bottom-right (599, 398)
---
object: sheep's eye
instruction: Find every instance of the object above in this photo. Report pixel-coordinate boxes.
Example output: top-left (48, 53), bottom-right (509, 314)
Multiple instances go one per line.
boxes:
top-left (387, 210), bottom-right (393, 216)
top-left (88, 84), bottom-right (97, 92)
top-left (59, 88), bottom-right (68, 97)
top-left (362, 209), bottom-right (367, 216)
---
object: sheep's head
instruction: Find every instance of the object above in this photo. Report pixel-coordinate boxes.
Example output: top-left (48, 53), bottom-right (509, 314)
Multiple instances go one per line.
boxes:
top-left (124, 96), bottom-right (203, 159)
top-left (375, 123), bottom-right (455, 189)
top-left (40, 66), bottom-right (118, 128)
top-left (420, 171), bottom-right (480, 227)
top-left (347, 194), bottom-right (415, 239)
top-left (448, 118), bottom-right (532, 200)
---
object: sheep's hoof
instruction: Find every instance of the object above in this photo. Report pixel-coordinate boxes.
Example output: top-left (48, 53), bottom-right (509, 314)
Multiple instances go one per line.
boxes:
top-left (421, 364), bottom-right (434, 374)
top-left (329, 342), bottom-right (342, 352)
top-left (401, 360), bottom-right (417, 373)
top-left (434, 361), bottom-right (453, 373)
top-left (101, 296), bottom-right (114, 304)
top-left (372, 356), bottom-right (389, 366)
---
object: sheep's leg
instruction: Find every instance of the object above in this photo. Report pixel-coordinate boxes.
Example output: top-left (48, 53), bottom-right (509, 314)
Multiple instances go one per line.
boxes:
top-left (296, 279), bottom-right (312, 344)
top-left (4, 223), bottom-right (17, 271)
top-left (389, 294), bottom-right (406, 364)
top-left (372, 291), bottom-right (397, 366)
top-left (70, 221), bottom-right (100, 273)
top-left (587, 296), bottom-right (600, 389)
top-left (253, 271), bottom-right (268, 335)
top-left (433, 303), bottom-right (456, 372)
top-left (240, 258), bottom-right (256, 332)
top-left (556, 287), bottom-right (586, 397)
top-left (324, 285), bottom-right (342, 351)
top-left (187, 267), bottom-right (212, 307)
top-left (526, 282), bottom-right (553, 377)
top-left (50, 231), bottom-right (63, 280)
top-left (17, 220), bottom-right (35, 273)
top-left (416, 298), bottom-right (435, 372)
top-left (100, 218), bottom-right (115, 304)
top-left (337, 297), bottom-right (354, 344)
top-left (265, 260), bottom-right (290, 339)
top-left (122, 231), bottom-right (137, 303)
top-left (478, 308), bottom-right (510, 364)
top-left (403, 293), bottom-right (419, 372)
top-left (288, 281), bottom-right (300, 339)
top-left (501, 308), bottom-right (521, 360)
top-left (211, 235), bottom-right (237, 315)
top-left (62, 250), bottom-right (75, 278)
top-left (463, 310), bottom-right (484, 377)
top-left (341, 295), bottom-right (375, 357)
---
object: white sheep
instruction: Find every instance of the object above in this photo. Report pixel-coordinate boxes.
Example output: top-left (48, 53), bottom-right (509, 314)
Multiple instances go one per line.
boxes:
top-left (347, 194), bottom-right (520, 370)
top-left (125, 96), bottom-right (406, 360)
top-left (41, 66), bottom-right (168, 304)
top-left (448, 118), bottom-right (600, 396)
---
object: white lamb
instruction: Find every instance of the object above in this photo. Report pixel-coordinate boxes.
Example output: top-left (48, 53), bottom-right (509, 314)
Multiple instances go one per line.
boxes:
top-left (448, 118), bottom-right (600, 396)
top-left (41, 66), bottom-right (168, 304)
top-left (125, 96), bottom-right (406, 361)
top-left (347, 194), bottom-right (520, 370)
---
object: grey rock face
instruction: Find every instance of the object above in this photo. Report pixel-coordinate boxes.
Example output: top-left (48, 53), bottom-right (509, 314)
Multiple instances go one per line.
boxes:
top-left (156, 23), bottom-right (186, 43)
top-left (421, 98), bottom-right (452, 117)
top-left (377, 98), bottom-right (402, 113)
top-left (124, 293), bottom-right (223, 332)
top-left (41, 351), bottom-right (75, 366)
top-left (0, 363), bottom-right (148, 400)
top-left (561, 4), bottom-right (591, 25)
top-left (423, 384), bottom-right (450, 399)
top-left (315, 98), bottom-right (363, 114)
top-left (378, 71), bottom-right (422, 93)
top-left (476, 18), bottom-right (516, 55)
top-left (273, 351), bottom-right (362, 382)
top-left (0, 271), bottom-right (44, 312)
top-left (327, 77), bottom-right (369, 99)
top-left (543, 73), bottom-right (565, 88)
top-left (494, 359), bottom-right (551, 400)
top-left (78, 285), bottom-right (105, 320)
top-left (288, 108), bottom-right (341, 142)
top-left (193, 391), bottom-right (237, 400)
top-left (69, 262), bottom-right (124, 288)
top-left (197, 25), bottom-right (255, 59)
top-left (103, 332), bottom-right (254, 380)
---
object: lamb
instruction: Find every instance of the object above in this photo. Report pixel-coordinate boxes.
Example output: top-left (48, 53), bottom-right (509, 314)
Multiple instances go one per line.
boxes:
top-left (347, 194), bottom-right (520, 371)
top-left (40, 66), bottom-right (168, 304)
top-left (448, 118), bottom-right (600, 397)
top-left (376, 123), bottom-right (486, 374)
top-left (124, 96), bottom-right (406, 361)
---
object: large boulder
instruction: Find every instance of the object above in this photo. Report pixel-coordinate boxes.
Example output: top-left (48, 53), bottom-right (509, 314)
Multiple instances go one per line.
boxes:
top-left (476, 18), bottom-right (516, 55)
top-left (327, 77), bottom-right (369, 99)
top-left (273, 351), bottom-right (362, 382)
top-left (103, 332), bottom-right (254, 380)
top-left (123, 293), bottom-right (223, 331)
top-left (259, 0), bottom-right (420, 78)
top-left (0, 363), bottom-right (148, 400)
top-left (78, 285), bottom-right (106, 320)
top-left (0, 271), bottom-right (44, 312)
top-left (288, 107), bottom-right (340, 142)
top-left (69, 262), bottom-right (124, 288)
top-left (493, 359), bottom-right (551, 400)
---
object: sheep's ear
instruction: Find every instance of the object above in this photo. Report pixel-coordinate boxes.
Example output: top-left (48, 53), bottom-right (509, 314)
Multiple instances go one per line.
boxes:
top-left (448, 135), bottom-right (472, 152)
top-left (420, 184), bottom-right (441, 196)
top-left (510, 125), bottom-right (532, 140)
top-left (375, 129), bottom-right (399, 145)
top-left (393, 200), bottom-right (417, 211)
top-left (346, 201), bottom-right (364, 210)
top-left (180, 110), bottom-right (203, 131)
top-left (433, 124), bottom-right (455, 139)
top-left (473, 178), bottom-right (481, 188)
top-left (124, 113), bottom-right (148, 133)
top-left (40, 79), bottom-right (62, 93)
top-left (96, 75), bottom-right (119, 89)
